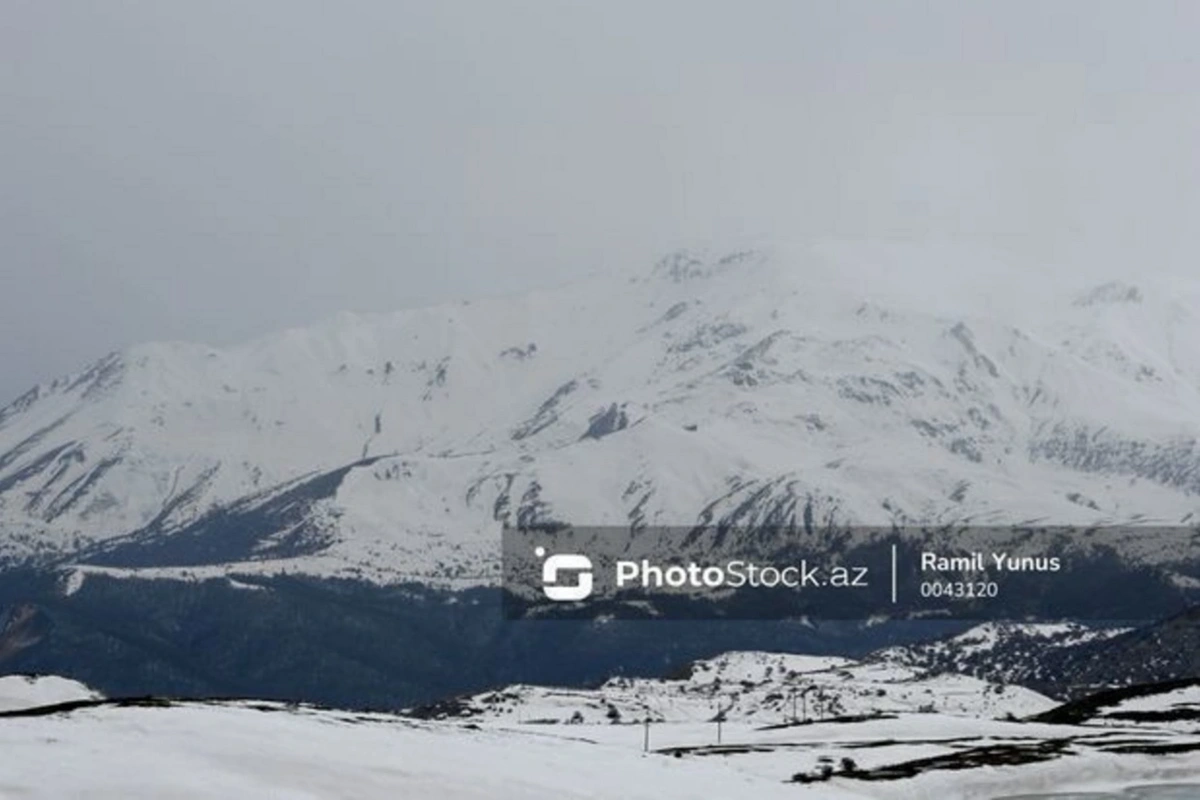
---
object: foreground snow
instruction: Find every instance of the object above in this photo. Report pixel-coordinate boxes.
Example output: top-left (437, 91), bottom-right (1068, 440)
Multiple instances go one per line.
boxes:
top-left (0, 700), bottom-right (809, 800)
top-left (1, 697), bottom-right (1197, 799)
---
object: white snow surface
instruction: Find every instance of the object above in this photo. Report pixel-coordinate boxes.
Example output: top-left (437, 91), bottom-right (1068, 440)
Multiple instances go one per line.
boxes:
top-left (1, 693), bottom-right (1197, 799)
top-left (0, 674), bottom-right (99, 712)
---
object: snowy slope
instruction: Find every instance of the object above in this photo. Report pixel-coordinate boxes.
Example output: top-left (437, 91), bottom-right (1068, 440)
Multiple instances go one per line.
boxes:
top-left (0, 674), bottom-right (99, 712)
top-left (873, 622), bottom-right (1130, 692)
top-left (411, 648), bottom-right (1055, 725)
top-left (4, 245), bottom-right (1200, 581)
top-left (1100, 683), bottom-right (1200, 721)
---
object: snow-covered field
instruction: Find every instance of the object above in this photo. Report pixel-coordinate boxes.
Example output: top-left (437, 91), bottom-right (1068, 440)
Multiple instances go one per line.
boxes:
top-left (1, 693), bottom-right (1197, 799)
top-left (1, 645), bottom-right (1197, 800)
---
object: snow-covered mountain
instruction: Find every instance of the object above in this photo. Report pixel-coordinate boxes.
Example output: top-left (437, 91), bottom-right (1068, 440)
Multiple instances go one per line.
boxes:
top-left (4, 245), bottom-right (1200, 583)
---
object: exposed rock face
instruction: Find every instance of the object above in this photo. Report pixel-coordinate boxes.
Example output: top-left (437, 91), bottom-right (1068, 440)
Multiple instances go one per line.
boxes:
top-left (581, 403), bottom-right (630, 440)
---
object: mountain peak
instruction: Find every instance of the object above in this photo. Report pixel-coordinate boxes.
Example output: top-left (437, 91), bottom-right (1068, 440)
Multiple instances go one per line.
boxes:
top-left (1073, 281), bottom-right (1144, 307)
top-left (650, 248), bottom-right (765, 283)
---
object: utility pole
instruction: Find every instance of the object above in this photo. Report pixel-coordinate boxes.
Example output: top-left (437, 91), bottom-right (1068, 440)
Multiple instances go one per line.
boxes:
top-left (712, 699), bottom-right (730, 745)
top-left (643, 717), bottom-right (650, 753)
top-left (797, 685), bottom-right (816, 724)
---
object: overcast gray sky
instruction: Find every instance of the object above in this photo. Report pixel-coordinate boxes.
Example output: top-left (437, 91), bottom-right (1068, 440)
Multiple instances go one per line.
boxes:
top-left (5, 1), bottom-right (1200, 403)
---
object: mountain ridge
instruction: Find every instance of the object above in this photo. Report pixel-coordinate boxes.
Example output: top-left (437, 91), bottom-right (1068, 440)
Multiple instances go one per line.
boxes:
top-left (4, 246), bottom-right (1200, 583)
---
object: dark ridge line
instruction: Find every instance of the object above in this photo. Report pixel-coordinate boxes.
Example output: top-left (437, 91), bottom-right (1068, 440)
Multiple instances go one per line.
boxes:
top-left (0, 693), bottom-right (415, 720)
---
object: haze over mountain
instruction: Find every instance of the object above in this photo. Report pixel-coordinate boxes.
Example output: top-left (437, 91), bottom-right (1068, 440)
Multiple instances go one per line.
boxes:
top-left (9, 2), bottom-right (1200, 411)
